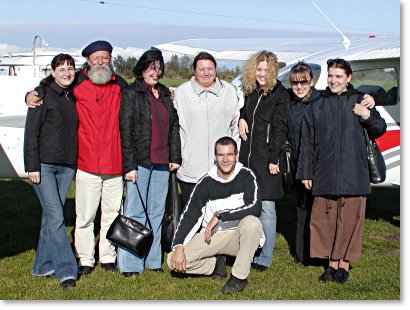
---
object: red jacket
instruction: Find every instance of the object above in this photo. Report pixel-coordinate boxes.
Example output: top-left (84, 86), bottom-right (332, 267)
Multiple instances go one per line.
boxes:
top-left (73, 70), bottom-right (128, 175)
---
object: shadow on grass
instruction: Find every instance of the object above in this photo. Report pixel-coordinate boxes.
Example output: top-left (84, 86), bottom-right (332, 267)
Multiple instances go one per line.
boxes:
top-left (0, 179), bottom-right (102, 260)
top-left (276, 185), bottom-right (400, 263)
top-left (0, 179), bottom-right (400, 264)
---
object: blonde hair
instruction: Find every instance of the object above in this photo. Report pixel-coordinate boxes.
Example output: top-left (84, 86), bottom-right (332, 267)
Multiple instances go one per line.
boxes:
top-left (242, 50), bottom-right (278, 96)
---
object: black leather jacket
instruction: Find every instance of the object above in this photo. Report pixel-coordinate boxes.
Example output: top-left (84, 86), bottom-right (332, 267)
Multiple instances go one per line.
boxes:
top-left (119, 79), bottom-right (181, 173)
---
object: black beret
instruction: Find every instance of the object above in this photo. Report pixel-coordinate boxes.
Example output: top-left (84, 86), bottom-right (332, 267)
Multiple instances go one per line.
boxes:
top-left (81, 40), bottom-right (113, 57)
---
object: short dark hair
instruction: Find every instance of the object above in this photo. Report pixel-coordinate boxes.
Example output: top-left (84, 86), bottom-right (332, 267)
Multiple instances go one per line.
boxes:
top-left (133, 49), bottom-right (164, 79)
top-left (193, 51), bottom-right (217, 70)
top-left (214, 136), bottom-right (238, 155)
top-left (41, 53), bottom-right (76, 86)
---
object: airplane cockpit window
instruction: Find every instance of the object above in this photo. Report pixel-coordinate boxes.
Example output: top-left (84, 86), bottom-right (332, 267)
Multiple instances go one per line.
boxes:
top-left (279, 63), bottom-right (321, 89)
top-left (351, 68), bottom-right (398, 106)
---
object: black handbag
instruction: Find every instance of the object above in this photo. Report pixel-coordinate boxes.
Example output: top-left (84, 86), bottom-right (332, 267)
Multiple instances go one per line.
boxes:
top-left (161, 172), bottom-right (183, 253)
top-left (106, 185), bottom-right (153, 257)
top-left (280, 140), bottom-right (295, 191)
top-left (364, 128), bottom-right (386, 184)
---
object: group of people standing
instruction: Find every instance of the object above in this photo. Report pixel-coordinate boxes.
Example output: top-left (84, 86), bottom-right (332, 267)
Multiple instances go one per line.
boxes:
top-left (23, 39), bottom-right (386, 293)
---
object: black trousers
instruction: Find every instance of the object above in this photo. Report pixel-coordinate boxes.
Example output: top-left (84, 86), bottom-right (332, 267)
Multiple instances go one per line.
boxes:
top-left (295, 182), bottom-right (314, 265)
top-left (177, 178), bottom-right (196, 208)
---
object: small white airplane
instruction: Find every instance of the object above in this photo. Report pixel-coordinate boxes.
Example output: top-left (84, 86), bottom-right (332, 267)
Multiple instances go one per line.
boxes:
top-left (0, 32), bottom-right (400, 187)
top-left (0, 50), bottom-right (85, 179)
top-left (153, 31), bottom-right (400, 187)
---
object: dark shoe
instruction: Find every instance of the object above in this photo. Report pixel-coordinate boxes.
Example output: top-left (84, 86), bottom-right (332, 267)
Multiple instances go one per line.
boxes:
top-left (101, 263), bottom-right (117, 272)
top-left (211, 255), bottom-right (227, 280)
top-left (60, 279), bottom-right (76, 289)
top-left (221, 275), bottom-right (248, 293)
top-left (251, 262), bottom-right (268, 272)
top-left (318, 266), bottom-right (337, 283)
top-left (333, 268), bottom-right (349, 284)
top-left (78, 265), bottom-right (93, 275)
top-left (293, 255), bottom-right (303, 265)
top-left (149, 268), bottom-right (164, 273)
top-left (123, 272), bottom-right (140, 277)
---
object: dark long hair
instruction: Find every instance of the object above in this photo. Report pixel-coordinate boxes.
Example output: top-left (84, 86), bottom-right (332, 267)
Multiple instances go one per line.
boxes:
top-left (327, 58), bottom-right (352, 76)
top-left (40, 53), bottom-right (76, 86)
top-left (133, 49), bottom-right (164, 79)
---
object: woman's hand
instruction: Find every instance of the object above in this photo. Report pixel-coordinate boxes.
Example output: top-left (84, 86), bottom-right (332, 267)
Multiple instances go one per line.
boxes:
top-left (125, 170), bottom-right (137, 183)
top-left (239, 119), bottom-right (249, 141)
top-left (360, 94), bottom-right (375, 109)
top-left (169, 162), bottom-right (180, 171)
top-left (28, 171), bottom-right (40, 184)
top-left (353, 103), bottom-right (371, 119)
top-left (302, 179), bottom-right (312, 190)
top-left (269, 163), bottom-right (280, 175)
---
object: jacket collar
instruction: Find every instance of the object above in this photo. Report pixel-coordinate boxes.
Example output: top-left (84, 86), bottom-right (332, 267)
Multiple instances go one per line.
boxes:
top-left (208, 162), bottom-right (243, 183)
top-left (49, 81), bottom-right (71, 96)
top-left (190, 76), bottom-right (223, 96)
top-left (131, 79), bottom-right (169, 97)
top-left (291, 87), bottom-right (320, 105)
top-left (322, 83), bottom-right (360, 97)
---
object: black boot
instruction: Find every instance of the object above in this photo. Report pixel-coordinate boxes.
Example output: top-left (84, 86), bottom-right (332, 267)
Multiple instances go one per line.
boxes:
top-left (211, 255), bottom-right (227, 280)
top-left (221, 274), bottom-right (248, 293)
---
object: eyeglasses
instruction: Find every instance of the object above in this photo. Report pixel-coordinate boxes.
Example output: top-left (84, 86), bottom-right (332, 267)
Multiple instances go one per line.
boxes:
top-left (89, 56), bottom-right (111, 64)
top-left (290, 80), bottom-right (310, 87)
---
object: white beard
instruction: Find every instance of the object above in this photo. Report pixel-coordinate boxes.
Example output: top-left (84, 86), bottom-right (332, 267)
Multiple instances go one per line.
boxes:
top-left (88, 64), bottom-right (113, 85)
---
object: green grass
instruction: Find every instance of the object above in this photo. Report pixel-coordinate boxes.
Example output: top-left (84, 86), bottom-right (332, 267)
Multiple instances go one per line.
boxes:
top-left (0, 180), bottom-right (400, 300)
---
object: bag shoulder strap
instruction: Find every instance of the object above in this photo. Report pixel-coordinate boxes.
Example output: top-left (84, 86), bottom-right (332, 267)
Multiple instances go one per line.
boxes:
top-left (135, 185), bottom-right (153, 231)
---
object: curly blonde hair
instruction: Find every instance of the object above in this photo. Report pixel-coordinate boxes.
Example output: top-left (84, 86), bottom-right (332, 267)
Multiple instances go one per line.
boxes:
top-left (242, 50), bottom-right (278, 96)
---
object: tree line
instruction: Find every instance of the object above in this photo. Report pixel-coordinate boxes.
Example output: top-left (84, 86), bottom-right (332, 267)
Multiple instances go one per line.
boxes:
top-left (113, 54), bottom-right (242, 82)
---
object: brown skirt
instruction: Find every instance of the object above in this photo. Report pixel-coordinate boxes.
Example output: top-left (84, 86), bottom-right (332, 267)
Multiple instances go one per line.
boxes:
top-left (310, 196), bottom-right (366, 261)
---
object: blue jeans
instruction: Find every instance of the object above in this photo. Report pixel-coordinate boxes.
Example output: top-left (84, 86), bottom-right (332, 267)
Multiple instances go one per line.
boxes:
top-left (253, 200), bottom-right (277, 267)
top-left (31, 163), bottom-right (78, 283)
top-left (118, 164), bottom-right (169, 273)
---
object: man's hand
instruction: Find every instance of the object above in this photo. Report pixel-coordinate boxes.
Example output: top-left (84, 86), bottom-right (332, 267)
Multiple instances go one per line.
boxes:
top-left (205, 216), bottom-right (219, 242)
top-left (26, 91), bottom-right (42, 108)
top-left (170, 245), bottom-right (186, 272)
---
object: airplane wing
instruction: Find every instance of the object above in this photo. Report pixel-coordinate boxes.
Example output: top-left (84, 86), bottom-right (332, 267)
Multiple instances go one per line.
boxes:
top-left (0, 115), bottom-right (26, 178)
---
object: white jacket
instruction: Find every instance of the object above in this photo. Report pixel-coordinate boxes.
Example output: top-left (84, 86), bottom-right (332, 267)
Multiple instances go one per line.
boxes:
top-left (174, 76), bottom-right (240, 183)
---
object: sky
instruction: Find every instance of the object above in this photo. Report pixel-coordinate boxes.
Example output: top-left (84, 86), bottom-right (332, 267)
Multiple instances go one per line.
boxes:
top-left (0, 0), bottom-right (402, 56)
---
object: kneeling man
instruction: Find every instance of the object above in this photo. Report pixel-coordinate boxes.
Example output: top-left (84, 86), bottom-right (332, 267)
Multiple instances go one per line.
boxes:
top-left (168, 136), bottom-right (265, 293)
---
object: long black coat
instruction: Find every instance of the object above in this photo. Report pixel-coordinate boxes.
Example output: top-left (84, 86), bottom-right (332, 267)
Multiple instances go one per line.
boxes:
top-left (296, 85), bottom-right (387, 196)
top-left (119, 80), bottom-right (182, 174)
top-left (287, 88), bottom-right (321, 165)
top-left (239, 80), bottom-right (290, 200)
